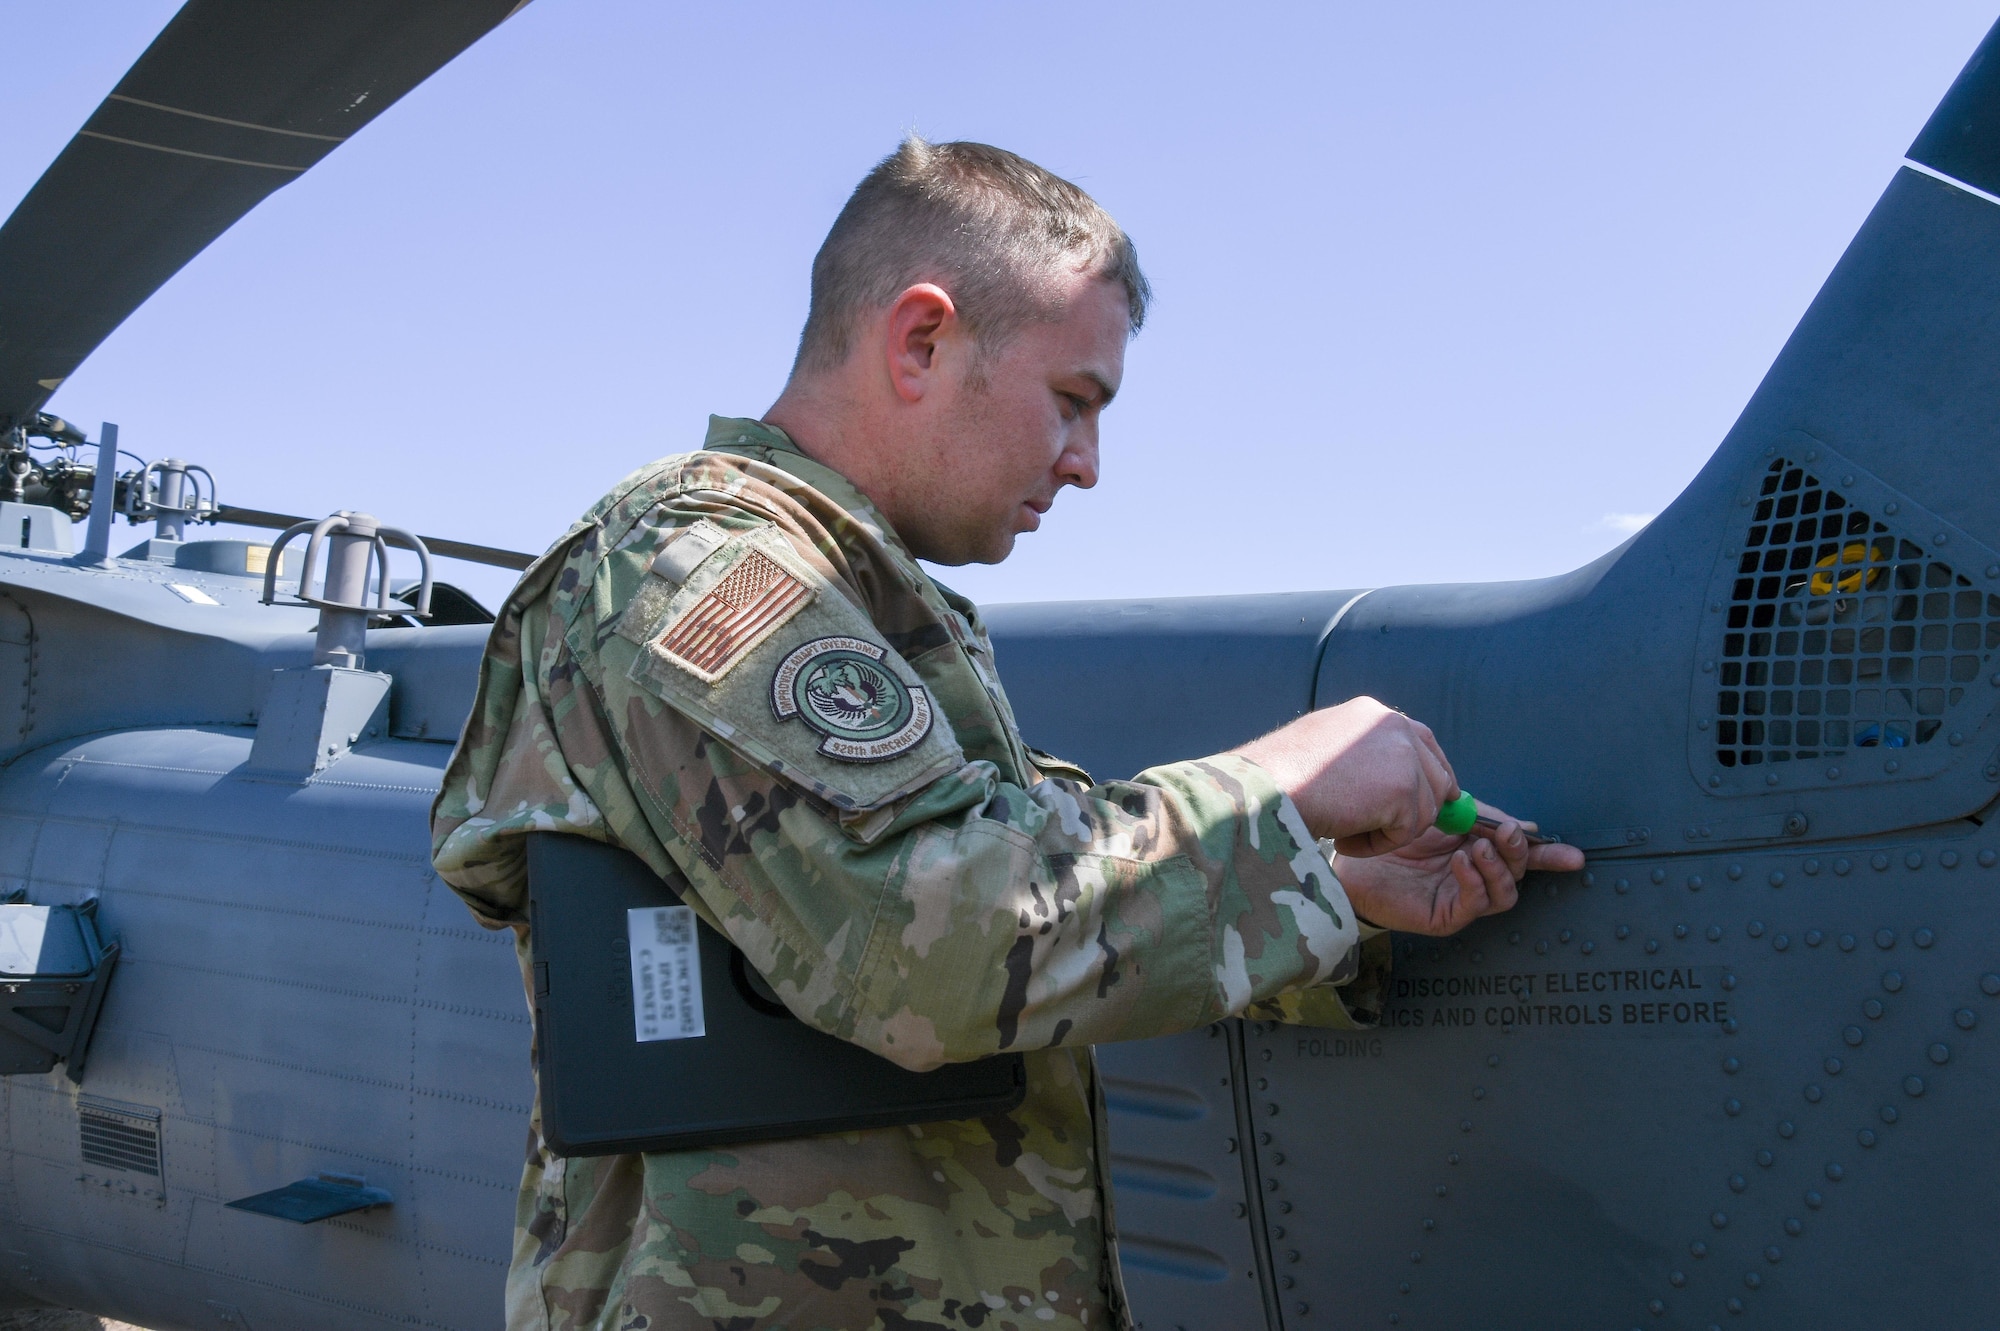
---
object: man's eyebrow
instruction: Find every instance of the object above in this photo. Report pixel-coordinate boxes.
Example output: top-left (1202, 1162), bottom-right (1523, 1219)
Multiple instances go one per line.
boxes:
top-left (1080, 370), bottom-right (1117, 408)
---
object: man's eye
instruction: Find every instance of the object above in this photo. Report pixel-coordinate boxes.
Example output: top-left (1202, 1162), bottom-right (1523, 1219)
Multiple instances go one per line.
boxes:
top-left (1061, 393), bottom-right (1089, 417)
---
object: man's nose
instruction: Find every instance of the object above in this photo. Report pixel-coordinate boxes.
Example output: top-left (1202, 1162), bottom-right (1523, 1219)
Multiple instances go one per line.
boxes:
top-left (1058, 433), bottom-right (1100, 491)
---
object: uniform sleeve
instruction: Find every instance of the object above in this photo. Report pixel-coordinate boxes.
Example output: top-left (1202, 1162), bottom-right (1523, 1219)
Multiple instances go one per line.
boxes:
top-left (594, 676), bottom-right (1359, 1071)
top-left (555, 511), bottom-right (1367, 1071)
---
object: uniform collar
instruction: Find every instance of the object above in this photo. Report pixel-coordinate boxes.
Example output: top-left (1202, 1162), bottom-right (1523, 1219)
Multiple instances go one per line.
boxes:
top-left (703, 415), bottom-right (986, 628)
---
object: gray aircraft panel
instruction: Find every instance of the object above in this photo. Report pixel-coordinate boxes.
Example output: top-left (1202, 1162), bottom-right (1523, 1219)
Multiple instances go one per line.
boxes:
top-left (0, 726), bottom-right (525, 1330)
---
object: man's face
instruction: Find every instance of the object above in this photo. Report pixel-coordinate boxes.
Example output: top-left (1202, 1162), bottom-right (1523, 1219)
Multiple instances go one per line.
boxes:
top-left (910, 274), bottom-right (1129, 565)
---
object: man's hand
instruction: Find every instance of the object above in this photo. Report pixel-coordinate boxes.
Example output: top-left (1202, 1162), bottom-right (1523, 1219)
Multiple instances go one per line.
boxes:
top-left (1231, 697), bottom-right (1457, 856)
top-left (1332, 804), bottom-right (1587, 936)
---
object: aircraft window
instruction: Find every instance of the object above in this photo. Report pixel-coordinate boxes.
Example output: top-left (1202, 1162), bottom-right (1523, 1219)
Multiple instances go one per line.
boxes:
top-left (1713, 458), bottom-right (1992, 768)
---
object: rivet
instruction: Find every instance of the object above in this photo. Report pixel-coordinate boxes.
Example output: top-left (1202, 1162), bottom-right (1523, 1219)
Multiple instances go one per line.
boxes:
top-left (1649, 1300), bottom-right (1666, 1316)
top-left (1984, 973), bottom-right (2000, 996)
top-left (1844, 1025), bottom-right (1865, 1047)
top-left (1448, 1152), bottom-right (1460, 1164)
top-left (1807, 929), bottom-right (1825, 947)
top-left (1914, 927), bottom-right (1935, 948)
top-left (1989, 563), bottom-right (2000, 579)
top-left (1784, 1217), bottom-right (1803, 1236)
top-left (1295, 1303), bottom-right (1309, 1316)
top-left (1904, 1075), bottom-right (1926, 1097)
top-left (1804, 859), bottom-right (1821, 876)
top-left (1767, 772), bottom-right (1781, 786)
top-left (1872, 853), bottom-right (1890, 871)
top-left (1825, 1163), bottom-right (1845, 1181)
top-left (1670, 1271), bottom-right (1687, 1288)
top-left (1583, 872), bottom-right (1596, 888)
top-left (1725, 1097), bottom-right (1743, 1116)
top-left (1473, 1087), bottom-right (1486, 1100)
top-left (1840, 933), bottom-right (1857, 952)
top-left (1778, 1120), bottom-right (1796, 1139)
top-left (1825, 1056), bottom-right (1843, 1075)
top-left (1536, 940), bottom-right (1550, 954)
top-left (1459, 1119), bottom-right (1473, 1132)
top-left (1951, 733), bottom-right (1966, 747)
top-left (1261, 1132), bottom-right (1273, 1145)
top-left (1711, 601), bottom-right (1722, 612)
top-left (1883, 970), bottom-right (1904, 992)
top-left (1985, 850), bottom-right (2000, 869)
top-left (1956, 1008), bottom-right (1977, 1030)
top-left (1885, 760), bottom-right (1901, 774)
top-left (1268, 1103), bottom-right (1281, 1115)
top-left (1399, 1282), bottom-right (1410, 1294)
top-left (1488, 1054), bottom-right (1501, 1068)
top-left (1804, 1084), bottom-right (1823, 1102)
top-left (1905, 852), bottom-right (1924, 870)
top-left (1711, 1211), bottom-right (1728, 1229)
top-left (1876, 929), bottom-right (1897, 950)
top-left (1774, 934), bottom-right (1791, 951)
top-left (1581, 940), bottom-right (1597, 955)
top-left (1834, 857), bottom-right (1852, 876)
top-left (1724, 1017), bottom-right (1740, 1032)
top-left (1729, 864), bottom-right (1745, 881)
top-left (1689, 874), bottom-right (1704, 890)
top-left (1727, 1297), bottom-right (1745, 1314)
top-left (1755, 1149), bottom-right (1774, 1168)
top-left (1709, 775), bottom-right (1723, 788)
top-left (1703, 660), bottom-right (1716, 673)
top-left (1691, 1241), bottom-right (1708, 1257)
top-left (1435, 1184), bottom-right (1448, 1197)
top-left (1859, 1128), bottom-right (1878, 1148)
top-left (1411, 1250), bottom-right (1422, 1263)
top-left (1880, 1105), bottom-right (1899, 1124)
top-left (1935, 532), bottom-right (1949, 545)
top-left (1615, 878), bottom-right (1630, 894)
top-left (1675, 924), bottom-right (1689, 939)
top-left (1647, 939), bottom-right (1661, 954)
top-left (1724, 1056), bottom-right (1742, 1074)
top-left (1744, 1271), bottom-right (1763, 1289)
top-left (1652, 868), bottom-right (1667, 885)
top-left (1929, 1042), bottom-right (1952, 1065)
top-left (1841, 473), bottom-right (1854, 485)
top-left (1509, 931), bottom-right (1523, 944)
top-left (1884, 501), bottom-right (1900, 514)
top-left (1827, 766), bottom-right (1841, 780)
top-left (1729, 1173), bottom-right (1748, 1193)
top-left (1617, 925), bottom-right (1632, 939)
top-left (1864, 998), bottom-right (1885, 1019)
top-left (1723, 972), bottom-right (1739, 991)
top-left (1942, 851), bottom-right (1960, 868)
top-left (1708, 925), bottom-right (1723, 941)
top-left (1770, 871), bottom-right (1786, 887)
top-left (1697, 720), bottom-right (1711, 731)
top-left (1805, 1189), bottom-right (1824, 1209)
top-left (1748, 921), bottom-right (1765, 938)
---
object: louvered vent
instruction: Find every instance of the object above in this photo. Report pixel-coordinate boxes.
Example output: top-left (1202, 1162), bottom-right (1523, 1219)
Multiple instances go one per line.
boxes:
top-left (1712, 457), bottom-right (2000, 769)
top-left (79, 1097), bottom-right (161, 1176)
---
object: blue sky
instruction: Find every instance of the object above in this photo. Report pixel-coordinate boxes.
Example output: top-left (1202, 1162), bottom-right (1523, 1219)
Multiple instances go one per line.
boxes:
top-left (4, 2), bottom-right (1994, 609)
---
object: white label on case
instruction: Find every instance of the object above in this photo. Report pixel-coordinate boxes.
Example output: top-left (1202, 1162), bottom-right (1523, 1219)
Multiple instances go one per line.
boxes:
top-left (627, 905), bottom-right (705, 1042)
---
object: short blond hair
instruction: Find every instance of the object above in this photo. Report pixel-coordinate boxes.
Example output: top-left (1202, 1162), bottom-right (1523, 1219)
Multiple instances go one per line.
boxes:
top-left (792, 136), bottom-right (1150, 376)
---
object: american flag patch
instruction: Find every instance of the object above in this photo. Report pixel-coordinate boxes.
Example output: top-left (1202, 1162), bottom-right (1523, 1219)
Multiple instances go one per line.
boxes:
top-left (653, 549), bottom-right (814, 682)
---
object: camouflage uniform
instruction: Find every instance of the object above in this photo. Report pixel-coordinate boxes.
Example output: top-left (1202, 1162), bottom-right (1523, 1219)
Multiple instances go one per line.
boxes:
top-left (432, 417), bottom-right (1388, 1331)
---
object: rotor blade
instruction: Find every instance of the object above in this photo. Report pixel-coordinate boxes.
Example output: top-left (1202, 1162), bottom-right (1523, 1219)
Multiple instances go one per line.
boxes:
top-left (212, 505), bottom-right (534, 571)
top-left (0, 0), bottom-right (528, 432)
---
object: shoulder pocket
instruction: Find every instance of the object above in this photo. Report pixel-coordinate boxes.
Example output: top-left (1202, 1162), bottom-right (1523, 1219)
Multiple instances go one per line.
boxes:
top-left (615, 527), bottom-right (965, 813)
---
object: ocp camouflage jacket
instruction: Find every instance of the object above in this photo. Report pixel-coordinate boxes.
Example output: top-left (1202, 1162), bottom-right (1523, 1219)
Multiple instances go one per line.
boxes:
top-left (431, 416), bottom-right (1386, 1331)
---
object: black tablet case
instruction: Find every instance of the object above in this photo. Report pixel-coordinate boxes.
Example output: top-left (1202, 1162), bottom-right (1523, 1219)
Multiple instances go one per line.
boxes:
top-left (525, 832), bottom-right (1026, 1156)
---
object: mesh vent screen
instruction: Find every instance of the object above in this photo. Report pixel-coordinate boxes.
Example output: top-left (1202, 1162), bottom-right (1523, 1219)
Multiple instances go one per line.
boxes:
top-left (79, 1101), bottom-right (160, 1176)
top-left (1714, 458), bottom-right (2000, 768)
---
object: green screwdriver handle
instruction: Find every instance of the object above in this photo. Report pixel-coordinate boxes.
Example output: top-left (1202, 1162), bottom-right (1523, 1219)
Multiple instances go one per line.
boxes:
top-left (1435, 793), bottom-right (1478, 836)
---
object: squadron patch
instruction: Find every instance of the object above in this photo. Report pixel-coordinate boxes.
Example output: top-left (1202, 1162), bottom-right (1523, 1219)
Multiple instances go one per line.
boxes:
top-left (771, 636), bottom-right (933, 763)
top-left (654, 548), bottom-right (813, 683)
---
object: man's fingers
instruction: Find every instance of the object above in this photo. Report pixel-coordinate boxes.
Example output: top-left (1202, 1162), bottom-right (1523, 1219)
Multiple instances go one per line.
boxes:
top-left (1407, 720), bottom-right (1458, 810)
top-left (1528, 842), bottom-right (1588, 874)
top-left (1446, 848), bottom-right (1488, 928)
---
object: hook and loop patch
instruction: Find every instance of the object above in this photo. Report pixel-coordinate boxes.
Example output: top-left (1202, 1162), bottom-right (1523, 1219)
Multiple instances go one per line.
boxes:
top-left (772, 636), bottom-right (933, 763)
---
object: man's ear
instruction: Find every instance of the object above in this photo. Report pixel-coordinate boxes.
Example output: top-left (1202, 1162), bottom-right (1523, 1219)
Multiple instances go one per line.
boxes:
top-left (884, 283), bottom-right (957, 403)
